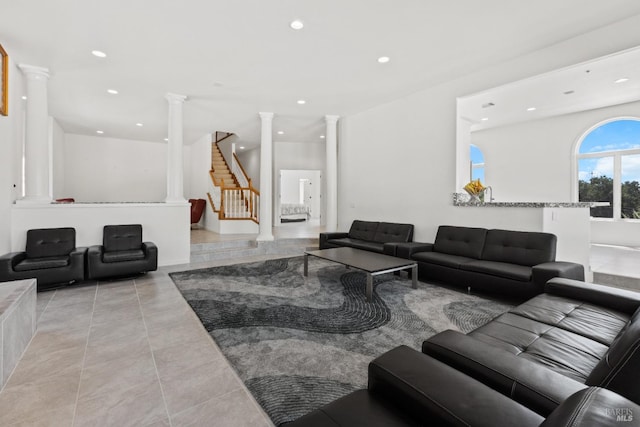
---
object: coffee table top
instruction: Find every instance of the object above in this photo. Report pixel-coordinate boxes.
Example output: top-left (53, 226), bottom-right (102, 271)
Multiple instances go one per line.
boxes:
top-left (305, 247), bottom-right (415, 273)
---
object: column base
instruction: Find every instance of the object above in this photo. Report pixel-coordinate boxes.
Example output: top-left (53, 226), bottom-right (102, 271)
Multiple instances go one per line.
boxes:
top-left (164, 197), bottom-right (188, 205)
top-left (16, 196), bottom-right (52, 205)
top-left (256, 233), bottom-right (275, 242)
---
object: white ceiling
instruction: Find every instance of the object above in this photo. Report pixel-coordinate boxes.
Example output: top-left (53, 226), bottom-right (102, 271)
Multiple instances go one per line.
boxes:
top-left (3, 0), bottom-right (640, 148)
top-left (460, 46), bottom-right (640, 131)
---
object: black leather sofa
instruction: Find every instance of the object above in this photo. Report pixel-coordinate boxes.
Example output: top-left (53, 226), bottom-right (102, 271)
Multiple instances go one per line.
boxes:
top-left (423, 278), bottom-right (640, 414)
top-left (288, 347), bottom-right (638, 426)
top-left (288, 278), bottom-right (640, 426)
top-left (0, 227), bottom-right (86, 291)
top-left (396, 225), bottom-right (584, 298)
top-left (319, 220), bottom-right (414, 256)
top-left (87, 224), bottom-right (158, 280)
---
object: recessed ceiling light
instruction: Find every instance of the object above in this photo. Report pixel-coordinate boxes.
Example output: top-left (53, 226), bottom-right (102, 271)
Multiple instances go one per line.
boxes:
top-left (527, 107), bottom-right (536, 111)
top-left (297, 99), bottom-right (306, 105)
top-left (377, 56), bottom-right (390, 64)
top-left (91, 50), bottom-right (107, 58)
top-left (21, 96), bottom-right (27, 100)
top-left (164, 138), bottom-right (168, 141)
top-left (290, 20), bottom-right (304, 30)
top-left (239, 146), bottom-right (245, 150)
top-left (615, 78), bottom-right (629, 84)
top-left (481, 117), bottom-right (489, 121)
top-left (320, 135), bottom-right (325, 139)
top-left (107, 89), bottom-right (118, 94)
top-left (277, 131), bottom-right (284, 135)
top-left (136, 123), bottom-right (143, 127)
top-left (96, 130), bottom-right (104, 134)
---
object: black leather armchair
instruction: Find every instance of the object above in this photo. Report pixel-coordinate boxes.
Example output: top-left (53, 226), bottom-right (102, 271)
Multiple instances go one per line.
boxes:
top-left (0, 227), bottom-right (86, 291)
top-left (87, 224), bottom-right (157, 280)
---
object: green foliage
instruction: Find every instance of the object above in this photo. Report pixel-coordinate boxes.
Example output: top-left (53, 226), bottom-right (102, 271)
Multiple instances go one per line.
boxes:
top-left (579, 176), bottom-right (640, 219)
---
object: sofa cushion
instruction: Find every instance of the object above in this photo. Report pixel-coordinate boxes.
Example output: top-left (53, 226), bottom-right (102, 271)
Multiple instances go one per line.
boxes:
top-left (103, 224), bottom-right (143, 252)
top-left (412, 251), bottom-right (476, 269)
top-left (372, 222), bottom-right (413, 243)
top-left (102, 249), bottom-right (146, 263)
top-left (481, 229), bottom-right (556, 266)
top-left (14, 256), bottom-right (70, 271)
top-left (328, 238), bottom-right (385, 253)
top-left (25, 228), bottom-right (75, 259)
top-left (347, 220), bottom-right (379, 241)
top-left (433, 225), bottom-right (487, 259)
top-left (460, 260), bottom-right (532, 282)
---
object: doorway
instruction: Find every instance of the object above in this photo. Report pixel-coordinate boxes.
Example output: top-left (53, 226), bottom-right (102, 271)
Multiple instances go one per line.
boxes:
top-left (278, 170), bottom-right (322, 226)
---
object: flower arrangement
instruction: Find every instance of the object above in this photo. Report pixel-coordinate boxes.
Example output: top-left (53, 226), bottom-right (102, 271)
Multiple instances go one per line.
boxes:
top-left (464, 179), bottom-right (486, 201)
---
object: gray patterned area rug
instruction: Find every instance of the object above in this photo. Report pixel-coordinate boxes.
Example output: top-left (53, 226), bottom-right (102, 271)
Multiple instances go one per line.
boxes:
top-left (169, 256), bottom-right (512, 426)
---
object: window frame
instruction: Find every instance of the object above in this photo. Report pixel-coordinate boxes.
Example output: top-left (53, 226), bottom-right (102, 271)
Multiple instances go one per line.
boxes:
top-left (573, 117), bottom-right (640, 221)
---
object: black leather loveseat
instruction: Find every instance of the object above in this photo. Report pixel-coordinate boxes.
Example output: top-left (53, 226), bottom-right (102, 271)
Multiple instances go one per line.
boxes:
top-left (288, 278), bottom-right (640, 426)
top-left (396, 225), bottom-right (584, 298)
top-left (319, 220), bottom-right (414, 256)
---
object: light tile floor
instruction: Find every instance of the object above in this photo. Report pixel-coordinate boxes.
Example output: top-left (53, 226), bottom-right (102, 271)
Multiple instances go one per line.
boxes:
top-left (0, 254), bottom-right (284, 427)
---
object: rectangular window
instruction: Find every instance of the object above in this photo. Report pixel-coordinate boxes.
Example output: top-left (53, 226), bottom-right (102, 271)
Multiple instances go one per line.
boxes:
top-left (578, 157), bottom-right (613, 218)
top-left (621, 154), bottom-right (640, 219)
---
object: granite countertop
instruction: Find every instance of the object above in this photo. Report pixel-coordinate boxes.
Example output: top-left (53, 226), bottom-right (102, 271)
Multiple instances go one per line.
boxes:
top-left (452, 193), bottom-right (596, 208)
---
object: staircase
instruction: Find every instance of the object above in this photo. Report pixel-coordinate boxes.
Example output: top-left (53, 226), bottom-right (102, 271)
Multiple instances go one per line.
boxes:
top-left (207, 133), bottom-right (260, 225)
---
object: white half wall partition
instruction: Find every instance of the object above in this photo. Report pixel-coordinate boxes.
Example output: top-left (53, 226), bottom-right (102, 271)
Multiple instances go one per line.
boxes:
top-left (11, 203), bottom-right (190, 266)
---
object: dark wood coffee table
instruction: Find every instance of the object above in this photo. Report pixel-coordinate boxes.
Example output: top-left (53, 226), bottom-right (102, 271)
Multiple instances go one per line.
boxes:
top-left (303, 247), bottom-right (418, 302)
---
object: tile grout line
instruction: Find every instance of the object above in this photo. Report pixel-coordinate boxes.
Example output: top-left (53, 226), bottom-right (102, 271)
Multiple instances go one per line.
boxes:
top-left (70, 283), bottom-right (99, 427)
top-left (134, 277), bottom-right (174, 427)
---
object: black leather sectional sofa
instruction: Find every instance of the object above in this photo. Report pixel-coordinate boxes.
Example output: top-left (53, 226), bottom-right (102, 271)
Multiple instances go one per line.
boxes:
top-left (396, 225), bottom-right (585, 298)
top-left (288, 278), bottom-right (640, 426)
top-left (320, 220), bottom-right (414, 256)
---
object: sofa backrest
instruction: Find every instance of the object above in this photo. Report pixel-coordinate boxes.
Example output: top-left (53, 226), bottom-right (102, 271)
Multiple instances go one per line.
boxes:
top-left (104, 224), bottom-right (143, 252)
top-left (25, 227), bottom-right (76, 259)
top-left (481, 229), bottom-right (556, 266)
top-left (586, 307), bottom-right (640, 405)
top-left (433, 226), bottom-right (487, 259)
top-left (348, 220), bottom-right (379, 241)
top-left (372, 222), bottom-right (414, 243)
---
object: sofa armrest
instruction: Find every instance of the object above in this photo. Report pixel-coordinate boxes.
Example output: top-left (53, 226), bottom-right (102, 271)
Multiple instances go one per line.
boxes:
top-left (368, 345), bottom-right (544, 427)
top-left (142, 242), bottom-right (158, 269)
top-left (545, 278), bottom-right (640, 315)
top-left (0, 252), bottom-right (27, 270)
top-left (532, 262), bottom-right (585, 286)
top-left (383, 242), bottom-right (433, 259)
top-left (422, 330), bottom-right (587, 416)
top-left (319, 232), bottom-right (349, 249)
top-left (541, 387), bottom-right (640, 427)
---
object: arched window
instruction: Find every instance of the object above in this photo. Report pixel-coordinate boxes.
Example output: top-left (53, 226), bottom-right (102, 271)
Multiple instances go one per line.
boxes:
top-left (576, 119), bottom-right (640, 219)
top-left (470, 144), bottom-right (485, 182)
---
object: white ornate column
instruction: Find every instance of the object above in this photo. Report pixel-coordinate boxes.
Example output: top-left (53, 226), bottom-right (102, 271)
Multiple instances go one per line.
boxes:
top-left (18, 65), bottom-right (51, 204)
top-left (257, 112), bottom-right (274, 241)
top-left (325, 115), bottom-right (340, 231)
top-left (165, 93), bottom-right (187, 204)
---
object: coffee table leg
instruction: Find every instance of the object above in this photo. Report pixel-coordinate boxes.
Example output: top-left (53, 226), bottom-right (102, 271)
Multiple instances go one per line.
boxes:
top-left (412, 265), bottom-right (417, 289)
top-left (366, 274), bottom-right (373, 302)
top-left (304, 254), bottom-right (309, 277)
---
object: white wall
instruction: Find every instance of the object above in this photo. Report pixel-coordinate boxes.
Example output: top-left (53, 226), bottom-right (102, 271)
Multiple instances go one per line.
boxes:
top-left (187, 134), bottom-right (212, 228)
top-left (471, 100), bottom-right (640, 203)
top-left (0, 55), bottom-right (26, 254)
top-left (339, 15), bottom-right (640, 249)
top-left (237, 147), bottom-right (260, 188)
top-left (11, 203), bottom-right (190, 266)
top-left (63, 134), bottom-right (191, 203)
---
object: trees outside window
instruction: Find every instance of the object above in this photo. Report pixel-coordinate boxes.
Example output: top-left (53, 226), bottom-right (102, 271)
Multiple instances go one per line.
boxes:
top-left (470, 144), bottom-right (485, 182)
top-left (577, 119), bottom-right (640, 219)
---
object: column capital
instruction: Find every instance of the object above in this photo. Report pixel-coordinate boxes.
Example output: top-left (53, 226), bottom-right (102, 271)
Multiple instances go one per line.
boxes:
top-left (18, 64), bottom-right (50, 79)
top-left (165, 93), bottom-right (187, 103)
top-left (325, 115), bottom-right (340, 124)
top-left (259, 112), bottom-right (274, 120)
